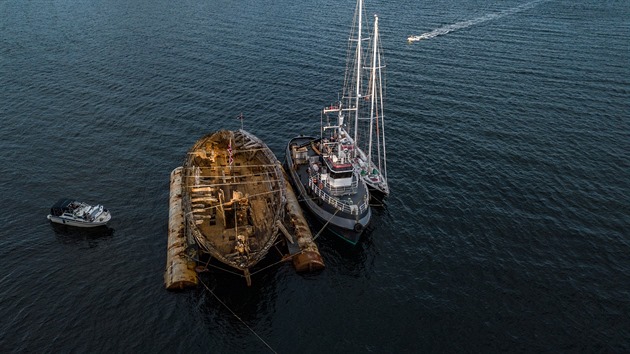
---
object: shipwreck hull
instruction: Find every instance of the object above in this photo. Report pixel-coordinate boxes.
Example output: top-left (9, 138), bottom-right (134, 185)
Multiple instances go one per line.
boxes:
top-left (181, 130), bottom-right (286, 282)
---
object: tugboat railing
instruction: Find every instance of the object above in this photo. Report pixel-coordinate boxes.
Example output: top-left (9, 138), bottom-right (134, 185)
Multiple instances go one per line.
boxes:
top-left (307, 177), bottom-right (368, 215)
top-left (322, 178), bottom-right (358, 196)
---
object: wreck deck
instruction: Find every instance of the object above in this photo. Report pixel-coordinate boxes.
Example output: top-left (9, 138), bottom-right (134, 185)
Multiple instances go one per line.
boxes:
top-left (182, 130), bottom-right (285, 271)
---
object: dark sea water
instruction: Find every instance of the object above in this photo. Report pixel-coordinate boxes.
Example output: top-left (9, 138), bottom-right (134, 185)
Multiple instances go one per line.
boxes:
top-left (1, 0), bottom-right (629, 352)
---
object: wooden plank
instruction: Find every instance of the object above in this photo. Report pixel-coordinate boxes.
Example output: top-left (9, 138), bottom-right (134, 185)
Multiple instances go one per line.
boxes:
top-left (276, 219), bottom-right (294, 244)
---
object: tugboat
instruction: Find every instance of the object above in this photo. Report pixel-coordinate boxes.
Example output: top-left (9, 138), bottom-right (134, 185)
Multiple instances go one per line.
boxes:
top-left (285, 133), bottom-right (371, 245)
top-left (181, 129), bottom-right (286, 285)
top-left (47, 198), bottom-right (111, 227)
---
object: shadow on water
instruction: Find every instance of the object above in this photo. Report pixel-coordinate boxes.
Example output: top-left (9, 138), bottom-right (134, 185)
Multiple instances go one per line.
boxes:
top-left (190, 241), bottom-right (292, 322)
top-left (310, 219), bottom-right (376, 277)
top-left (50, 223), bottom-right (115, 247)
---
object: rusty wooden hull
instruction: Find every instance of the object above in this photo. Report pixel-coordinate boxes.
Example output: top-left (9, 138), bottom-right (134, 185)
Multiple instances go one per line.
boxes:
top-left (181, 130), bottom-right (286, 276)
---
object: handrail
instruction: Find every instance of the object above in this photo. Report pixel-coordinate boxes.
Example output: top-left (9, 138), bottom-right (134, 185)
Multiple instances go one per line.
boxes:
top-left (321, 177), bottom-right (358, 196)
top-left (307, 177), bottom-right (368, 215)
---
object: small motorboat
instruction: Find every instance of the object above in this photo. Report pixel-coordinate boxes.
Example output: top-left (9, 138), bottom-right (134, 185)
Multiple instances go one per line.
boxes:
top-left (47, 198), bottom-right (111, 227)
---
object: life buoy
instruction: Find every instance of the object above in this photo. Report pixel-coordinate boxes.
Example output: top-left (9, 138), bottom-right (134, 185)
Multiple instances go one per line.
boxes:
top-left (354, 223), bottom-right (363, 232)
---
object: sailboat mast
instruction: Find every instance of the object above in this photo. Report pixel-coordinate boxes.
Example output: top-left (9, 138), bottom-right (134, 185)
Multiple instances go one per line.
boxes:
top-left (378, 30), bottom-right (387, 182)
top-left (353, 0), bottom-right (363, 149)
top-left (367, 15), bottom-right (378, 167)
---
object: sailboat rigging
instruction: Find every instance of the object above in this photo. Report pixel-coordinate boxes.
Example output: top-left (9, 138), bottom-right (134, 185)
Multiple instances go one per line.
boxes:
top-left (326, 0), bottom-right (389, 198)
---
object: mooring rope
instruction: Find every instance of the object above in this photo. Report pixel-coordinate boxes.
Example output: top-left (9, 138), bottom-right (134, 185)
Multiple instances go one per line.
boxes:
top-left (313, 208), bottom-right (340, 240)
top-left (188, 254), bottom-right (244, 278)
top-left (189, 240), bottom-right (291, 278)
top-left (290, 183), bottom-right (340, 240)
top-left (197, 277), bottom-right (277, 354)
top-left (202, 261), bottom-right (244, 278)
top-left (249, 251), bottom-right (292, 276)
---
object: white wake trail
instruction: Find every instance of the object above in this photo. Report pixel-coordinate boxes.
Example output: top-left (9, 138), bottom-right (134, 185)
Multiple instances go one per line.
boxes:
top-left (408, 0), bottom-right (547, 42)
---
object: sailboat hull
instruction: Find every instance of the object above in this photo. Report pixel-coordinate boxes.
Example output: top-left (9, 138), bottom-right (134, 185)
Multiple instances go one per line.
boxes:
top-left (365, 183), bottom-right (389, 203)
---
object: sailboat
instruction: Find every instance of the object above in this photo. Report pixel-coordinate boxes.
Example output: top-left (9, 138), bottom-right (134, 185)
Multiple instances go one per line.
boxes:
top-left (325, 0), bottom-right (389, 198)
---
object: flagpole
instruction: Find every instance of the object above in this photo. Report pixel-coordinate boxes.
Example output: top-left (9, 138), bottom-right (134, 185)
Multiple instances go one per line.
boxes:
top-left (228, 137), bottom-right (233, 173)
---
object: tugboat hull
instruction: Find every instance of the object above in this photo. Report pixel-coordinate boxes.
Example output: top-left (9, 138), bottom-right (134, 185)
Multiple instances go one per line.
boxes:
top-left (285, 136), bottom-right (371, 245)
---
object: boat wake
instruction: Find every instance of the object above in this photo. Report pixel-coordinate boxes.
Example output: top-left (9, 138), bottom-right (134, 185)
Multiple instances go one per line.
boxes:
top-left (407, 0), bottom-right (547, 42)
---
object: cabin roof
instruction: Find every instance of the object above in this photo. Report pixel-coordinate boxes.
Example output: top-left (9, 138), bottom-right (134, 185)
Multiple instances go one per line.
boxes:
top-left (324, 157), bottom-right (353, 172)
